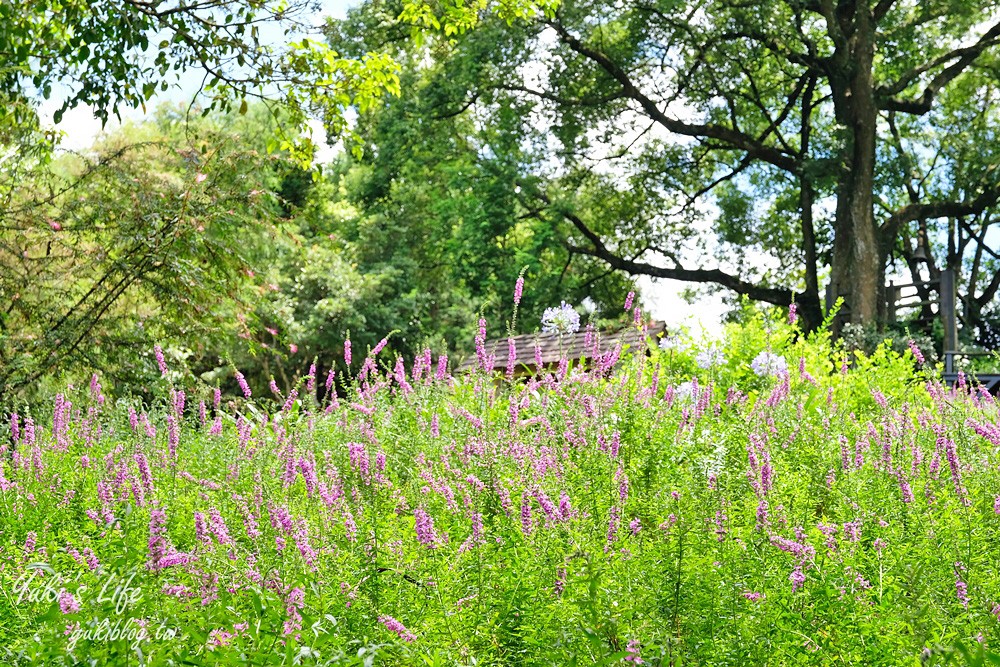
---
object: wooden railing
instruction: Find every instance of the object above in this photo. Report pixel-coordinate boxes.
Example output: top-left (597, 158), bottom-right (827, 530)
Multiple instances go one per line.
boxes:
top-left (827, 269), bottom-right (999, 392)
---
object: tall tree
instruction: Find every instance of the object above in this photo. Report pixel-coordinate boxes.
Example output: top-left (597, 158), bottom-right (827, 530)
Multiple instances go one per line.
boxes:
top-left (341, 0), bottom-right (1000, 331)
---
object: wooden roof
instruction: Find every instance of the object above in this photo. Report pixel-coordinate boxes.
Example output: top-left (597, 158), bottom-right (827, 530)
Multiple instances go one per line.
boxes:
top-left (458, 320), bottom-right (667, 373)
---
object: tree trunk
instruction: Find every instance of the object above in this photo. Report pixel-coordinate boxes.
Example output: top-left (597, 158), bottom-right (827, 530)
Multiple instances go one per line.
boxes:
top-left (828, 3), bottom-right (883, 328)
top-left (798, 75), bottom-right (822, 332)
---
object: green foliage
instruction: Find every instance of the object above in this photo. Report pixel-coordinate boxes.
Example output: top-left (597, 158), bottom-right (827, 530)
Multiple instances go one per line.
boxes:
top-left (0, 105), bottom-right (299, 404)
top-left (0, 0), bottom-right (404, 165)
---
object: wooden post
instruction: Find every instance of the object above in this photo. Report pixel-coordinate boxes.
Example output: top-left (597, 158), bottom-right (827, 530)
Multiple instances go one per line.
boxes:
top-left (886, 281), bottom-right (898, 324)
top-left (940, 269), bottom-right (957, 373)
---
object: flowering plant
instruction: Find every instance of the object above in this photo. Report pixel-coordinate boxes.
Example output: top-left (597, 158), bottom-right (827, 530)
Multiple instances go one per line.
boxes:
top-left (541, 301), bottom-right (581, 335)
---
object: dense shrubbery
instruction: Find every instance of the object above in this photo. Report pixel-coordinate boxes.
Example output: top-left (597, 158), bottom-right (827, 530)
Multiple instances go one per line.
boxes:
top-left (3, 306), bottom-right (1000, 665)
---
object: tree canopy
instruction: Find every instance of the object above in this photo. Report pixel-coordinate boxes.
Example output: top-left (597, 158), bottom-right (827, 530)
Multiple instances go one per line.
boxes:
top-left (0, 0), bottom-right (402, 162)
top-left (330, 0), bottom-right (1000, 333)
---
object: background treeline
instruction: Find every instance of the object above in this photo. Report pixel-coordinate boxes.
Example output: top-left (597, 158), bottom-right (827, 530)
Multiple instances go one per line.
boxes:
top-left (0, 102), bottom-right (631, 407)
top-left (4, 0), bottom-right (1000, 407)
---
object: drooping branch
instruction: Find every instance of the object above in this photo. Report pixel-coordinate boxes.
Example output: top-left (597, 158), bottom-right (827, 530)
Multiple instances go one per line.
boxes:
top-left (545, 19), bottom-right (800, 174)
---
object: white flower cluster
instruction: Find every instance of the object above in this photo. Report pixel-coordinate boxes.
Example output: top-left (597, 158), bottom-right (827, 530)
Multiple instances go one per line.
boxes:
top-left (674, 381), bottom-right (697, 403)
top-left (750, 350), bottom-right (787, 377)
top-left (658, 335), bottom-right (686, 352)
top-left (541, 301), bottom-right (581, 335)
top-left (696, 347), bottom-right (725, 369)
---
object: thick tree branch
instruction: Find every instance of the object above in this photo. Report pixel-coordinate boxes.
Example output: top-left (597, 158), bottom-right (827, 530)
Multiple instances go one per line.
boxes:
top-left (877, 20), bottom-right (1000, 114)
top-left (527, 187), bottom-right (794, 305)
top-left (545, 19), bottom-right (800, 174)
top-left (881, 188), bottom-right (1000, 245)
top-left (872, 0), bottom-right (897, 23)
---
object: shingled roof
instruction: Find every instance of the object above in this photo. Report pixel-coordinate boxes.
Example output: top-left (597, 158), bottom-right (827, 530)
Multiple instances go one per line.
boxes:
top-left (458, 321), bottom-right (668, 374)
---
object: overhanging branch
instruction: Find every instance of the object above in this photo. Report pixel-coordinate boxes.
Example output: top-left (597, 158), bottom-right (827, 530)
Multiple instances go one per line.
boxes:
top-left (526, 187), bottom-right (794, 306)
top-left (881, 188), bottom-right (1000, 245)
top-left (545, 19), bottom-right (800, 174)
top-left (876, 20), bottom-right (1000, 115)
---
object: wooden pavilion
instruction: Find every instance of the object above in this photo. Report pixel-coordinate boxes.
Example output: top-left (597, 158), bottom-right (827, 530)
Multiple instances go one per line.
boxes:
top-left (458, 321), bottom-right (668, 377)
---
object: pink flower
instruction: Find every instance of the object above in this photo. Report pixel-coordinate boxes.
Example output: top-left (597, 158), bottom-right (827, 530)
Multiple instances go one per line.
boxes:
top-left (625, 638), bottom-right (642, 664)
top-left (58, 590), bottom-right (80, 614)
top-left (195, 173), bottom-right (208, 183)
top-left (154, 345), bottom-right (169, 376)
top-left (235, 370), bottom-right (251, 398)
top-left (379, 615), bottom-right (416, 642)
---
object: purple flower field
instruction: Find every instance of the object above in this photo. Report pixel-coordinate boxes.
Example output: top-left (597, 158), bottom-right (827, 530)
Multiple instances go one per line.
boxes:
top-left (2, 312), bottom-right (1000, 666)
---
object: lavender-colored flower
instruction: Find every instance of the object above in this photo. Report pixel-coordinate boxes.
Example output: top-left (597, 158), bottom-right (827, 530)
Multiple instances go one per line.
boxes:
top-left (208, 509), bottom-right (234, 546)
top-left (520, 493), bottom-right (533, 536)
top-left (148, 508), bottom-right (168, 570)
top-left (558, 491), bottom-right (572, 521)
top-left (475, 319), bottom-right (488, 370)
top-left (696, 347), bottom-right (725, 369)
top-left (235, 371), bottom-right (251, 398)
top-left (625, 638), bottom-right (642, 664)
top-left (955, 564), bottom-right (970, 609)
top-left (714, 511), bottom-right (727, 541)
top-left (541, 302), bottom-right (581, 335)
top-left (756, 500), bottom-right (770, 529)
top-left (616, 466), bottom-right (629, 504)
top-left (606, 506), bottom-right (620, 544)
top-left (908, 340), bottom-right (925, 365)
top-left (789, 566), bottom-right (806, 592)
top-left (554, 567), bottom-right (567, 595)
top-left (624, 291), bottom-right (635, 311)
top-left (751, 351), bottom-right (788, 377)
top-left (379, 615), bottom-right (416, 643)
top-left (514, 275), bottom-right (524, 306)
top-left (842, 520), bottom-right (862, 542)
top-left (194, 512), bottom-right (210, 545)
top-left (899, 476), bottom-right (914, 504)
top-left (414, 507), bottom-right (437, 548)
